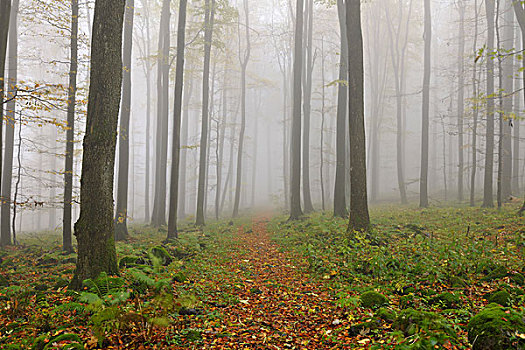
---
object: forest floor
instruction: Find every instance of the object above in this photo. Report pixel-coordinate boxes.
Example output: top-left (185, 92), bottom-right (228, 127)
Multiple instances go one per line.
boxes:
top-left (0, 206), bottom-right (524, 349)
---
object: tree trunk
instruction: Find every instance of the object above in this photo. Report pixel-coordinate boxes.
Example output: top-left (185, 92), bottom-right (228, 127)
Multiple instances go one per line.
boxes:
top-left (151, 0), bottom-right (170, 227)
top-left (346, 0), bottom-right (370, 232)
top-left (70, 0), bottom-right (125, 289)
top-left (302, 0), bottom-right (314, 213)
top-left (483, 0), bottom-right (495, 208)
top-left (115, 0), bottom-right (134, 241)
top-left (196, 0), bottom-right (216, 226)
top-left (0, 0), bottom-right (18, 247)
top-left (289, 0), bottom-right (304, 220)
top-left (457, 1), bottom-right (465, 202)
top-left (167, 0), bottom-right (188, 239)
top-left (179, 76), bottom-right (192, 219)
top-left (63, 0), bottom-right (78, 253)
top-left (470, 0), bottom-right (480, 206)
top-left (333, 0), bottom-right (348, 217)
top-left (420, 0), bottom-right (431, 208)
top-left (513, 28), bottom-right (522, 195)
top-left (0, 0), bottom-right (10, 242)
top-left (232, 0), bottom-right (251, 218)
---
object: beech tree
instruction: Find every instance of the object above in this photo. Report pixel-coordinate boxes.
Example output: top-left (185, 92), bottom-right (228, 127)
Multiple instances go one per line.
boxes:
top-left (71, 0), bottom-right (126, 289)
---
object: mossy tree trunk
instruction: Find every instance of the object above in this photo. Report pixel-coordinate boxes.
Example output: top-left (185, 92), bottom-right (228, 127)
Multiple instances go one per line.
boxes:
top-left (70, 0), bottom-right (126, 290)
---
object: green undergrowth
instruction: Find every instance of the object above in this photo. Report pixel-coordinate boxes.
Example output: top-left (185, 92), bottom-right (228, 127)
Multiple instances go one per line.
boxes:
top-left (269, 206), bottom-right (525, 349)
top-left (0, 219), bottom-right (245, 349)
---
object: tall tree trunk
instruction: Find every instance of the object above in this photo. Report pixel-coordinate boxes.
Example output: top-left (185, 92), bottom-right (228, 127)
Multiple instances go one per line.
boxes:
top-left (457, 0), bottom-right (465, 202)
top-left (143, 0), bottom-right (152, 222)
top-left (179, 76), bottom-right (192, 219)
top-left (0, 0), bottom-right (10, 241)
top-left (70, 0), bottom-right (125, 289)
top-left (251, 100), bottom-right (258, 208)
top-left (196, 0), bottom-right (216, 225)
top-left (289, 0), bottom-right (304, 220)
top-left (513, 28), bottom-right (522, 195)
top-left (215, 65), bottom-right (227, 218)
top-left (115, 0), bottom-right (134, 241)
top-left (346, 0), bottom-right (369, 232)
top-left (501, 0), bottom-right (514, 201)
top-left (471, 0), bottom-right (480, 206)
top-left (167, 0), bottom-right (188, 239)
top-left (420, 0), bottom-right (431, 208)
top-left (62, 0), bottom-right (78, 252)
top-left (302, 0), bottom-right (314, 213)
top-left (333, 0), bottom-right (348, 217)
top-left (151, 0), bottom-right (170, 226)
top-left (233, 0), bottom-right (251, 218)
top-left (0, 0), bottom-right (18, 247)
top-left (320, 39), bottom-right (326, 211)
top-left (483, 0), bottom-right (496, 208)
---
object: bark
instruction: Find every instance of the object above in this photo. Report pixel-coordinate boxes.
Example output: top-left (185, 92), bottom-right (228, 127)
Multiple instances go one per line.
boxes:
top-left (70, 0), bottom-right (125, 289)
top-left (302, 0), bottom-right (314, 213)
top-left (115, 0), bottom-right (134, 241)
top-left (289, 0), bottom-right (304, 220)
top-left (62, 0), bottom-right (78, 253)
top-left (333, 0), bottom-right (348, 217)
top-left (167, 0), bottom-right (188, 239)
top-left (151, 0), bottom-right (170, 226)
top-left (420, 0), bottom-right (431, 208)
top-left (233, 0), bottom-right (251, 218)
top-left (513, 28), bottom-right (522, 194)
top-left (457, 1), bottom-right (465, 202)
top-left (0, 0), bottom-right (10, 242)
top-left (320, 39), bottom-right (326, 211)
top-left (470, 0), bottom-right (480, 206)
top-left (483, 0), bottom-right (495, 208)
top-left (346, 0), bottom-right (369, 232)
top-left (196, 0), bottom-right (216, 225)
top-left (513, 0), bottom-right (525, 207)
top-left (179, 76), bottom-right (192, 219)
top-left (0, 0), bottom-right (18, 247)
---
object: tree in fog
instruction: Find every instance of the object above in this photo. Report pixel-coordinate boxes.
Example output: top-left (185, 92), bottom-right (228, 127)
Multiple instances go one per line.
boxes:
top-left (333, 0), bottom-right (347, 218)
top-left (0, 0), bottom-right (18, 246)
top-left (71, 0), bottom-right (125, 289)
top-left (62, 0), bottom-right (79, 253)
top-left (289, 0), bottom-right (304, 220)
top-left (115, 0), bottom-right (135, 241)
top-left (420, 0), bottom-right (431, 208)
top-left (196, 0), bottom-right (216, 226)
top-left (0, 0), bottom-right (10, 246)
top-left (456, 0), bottom-right (465, 202)
top-left (483, 0), bottom-right (495, 208)
top-left (167, 0), bottom-right (188, 239)
top-left (151, 0), bottom-right (170, 227)
top-left (346, 0), bottom-right (369, 231)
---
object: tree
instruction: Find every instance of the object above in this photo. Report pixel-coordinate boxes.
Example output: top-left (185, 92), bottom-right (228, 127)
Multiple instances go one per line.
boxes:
top-left (115, 0), bottom-right (135, 241)
top-left (151, 0), bottom-right (171, 227)
top-left (0, 0), bottom-right (10, 247)
top-left (70, 0), bottom-right (126, 289)
top-left (346, 0), bottom-right (369, 231)
top-left (0, 0), bottom-right (18, 246)
top-left (333, 0), bottom-right (348, 218)
top-left (233, 0), bottom-right (251, 218)
top-left (457, 0), bottom-right (466, 202)
top-left (419, 0), bottom-right (431, 208)
top-left (470, 0), bottom-right (480, 206)
top-left (196, 0), bottom-right (216, 226)
top-left (513, 0), bottom-right (525, 208)
top-left (167, 0), bottom-right (188, 239)
top-left (302, 0), bottom-right (314, 213)
top-left (63, 0), bottom-right (79, 253)
top-left (483, 0), bottom-right (495, 208)
top-left (289, 0), bottom-right (304, 220)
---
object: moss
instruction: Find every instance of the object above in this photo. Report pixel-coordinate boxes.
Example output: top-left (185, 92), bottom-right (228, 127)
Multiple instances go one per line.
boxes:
top-left (510, 273), bottom-right (524, 286)
top-left (118, 256), bottom-right (140, 268)
top-left (393, 308), bottom-right (455, 337)
top-left (429, 292), bottom-right (460, 309)
top-left (375, 308), bottom-right (396, 323)
top-left (150, 246), bottom-right (173, 266)
top-left (449, 276), bottom-right (467, 288)
top-left (399, 294), bottom-right (417, 309)
top-left (487, 290), bottom-right (511, 307)
top-left (482, 265), bottom-right (508, 281)
top-left (467, 306), bottom-right (525, 350)
top-left (360, 291), bottom-right (389, 309)
top-left (0, 274), bottom-right (9, 287)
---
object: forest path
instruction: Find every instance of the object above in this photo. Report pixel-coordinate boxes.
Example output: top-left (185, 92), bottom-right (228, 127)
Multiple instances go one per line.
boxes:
top-left (200, 215), bottom-right (345, 349)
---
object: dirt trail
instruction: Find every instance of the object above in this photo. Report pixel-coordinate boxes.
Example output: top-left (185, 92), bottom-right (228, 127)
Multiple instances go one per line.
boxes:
top-left (202, 216), bottom-right (347, 349)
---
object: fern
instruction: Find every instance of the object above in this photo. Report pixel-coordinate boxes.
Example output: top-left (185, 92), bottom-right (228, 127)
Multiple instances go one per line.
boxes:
top-left (82, 272), bottom-right (124, 297)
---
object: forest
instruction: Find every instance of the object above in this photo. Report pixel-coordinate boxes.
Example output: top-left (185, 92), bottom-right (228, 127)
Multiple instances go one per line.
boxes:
top-left (0, 0), bottom-right (524, 348)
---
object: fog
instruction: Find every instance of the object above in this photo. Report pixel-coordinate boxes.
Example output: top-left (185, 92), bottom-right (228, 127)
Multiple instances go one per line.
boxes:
top-left (1, 0), bottom-right (523, 235)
